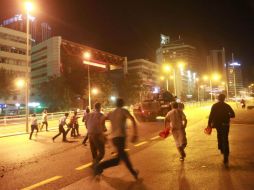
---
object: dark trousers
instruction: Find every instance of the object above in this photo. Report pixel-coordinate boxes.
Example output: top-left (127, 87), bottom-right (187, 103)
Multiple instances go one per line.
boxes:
top-left (96, 137), bottom-right (137, 176)
top-left (82, 133), bottom-right (89, 144)
top-left (71, 124), bottom-right (79, 137)
top-left (29, 125), bottom-right (38, 139)
top-left (53, 124), bottom-right (66, 141)
top-left (40, 121), bottom-right (48, 131)
top-left (89, 134), bottom-right (105, 165)
top-left (216, 125), bottom-right (230, 157)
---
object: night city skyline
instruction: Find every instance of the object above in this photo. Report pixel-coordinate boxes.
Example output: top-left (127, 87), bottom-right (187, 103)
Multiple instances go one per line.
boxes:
top-left (1, 0), bottom-right (254, 83)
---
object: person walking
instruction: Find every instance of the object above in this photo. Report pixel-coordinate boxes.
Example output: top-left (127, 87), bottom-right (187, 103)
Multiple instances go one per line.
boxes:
top-left (82, 107), bottom-right (90, 145)
top-left (40, 109), bottom-right (48, 131)
top-left (52, 113), bottom-right (69, 142)
top-left (208, 94), bottom-right (235, 164)
top-left (164, 102), bottom-right (187, 161)
top-left (70, 111), bottom-right (80, 137)
top-left (29, 114), bottom-right (39, 140)
top-left (95, 98), bottom-right (139, 180)
top-left (84, 103), bottom-right (105, 166)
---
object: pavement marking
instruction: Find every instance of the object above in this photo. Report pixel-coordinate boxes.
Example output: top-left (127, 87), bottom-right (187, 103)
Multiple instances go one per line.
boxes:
top-left (75, 162), bottom-right (92, 170)
top-left (21, 175), bottom-right (62, 190)
top-left (134, 141), bottom-right (148, 147)
top-left (150, 135), bottom-right (160, 140)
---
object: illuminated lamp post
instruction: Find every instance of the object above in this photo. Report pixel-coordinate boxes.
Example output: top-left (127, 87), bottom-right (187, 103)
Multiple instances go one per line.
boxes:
top-left (24, 1), bottom-right (33, 133)
top-left (83, 52), bottom-right (92, 109)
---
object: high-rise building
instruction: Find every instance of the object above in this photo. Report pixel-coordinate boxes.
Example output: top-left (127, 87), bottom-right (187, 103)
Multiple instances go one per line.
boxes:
top-left (227, 62), bottom-right (244, 97)
top-left (206, 48), bottom-right (227, 81)
top-left (0, 26), bottom-right (31, 104)
top-left (1, 14), bottom-right (51, 45)
top-left (156, 34), bottom-right (197, 71)
top-left (156, 35), bottom-right (198, 99)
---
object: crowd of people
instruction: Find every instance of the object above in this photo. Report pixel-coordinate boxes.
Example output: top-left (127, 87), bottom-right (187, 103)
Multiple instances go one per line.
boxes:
top-left (28, 94), bottom-right (235, 180)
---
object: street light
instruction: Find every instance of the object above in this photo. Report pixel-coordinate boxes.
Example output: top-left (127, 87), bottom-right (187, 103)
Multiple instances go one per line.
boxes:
top-left (15, 79), bottom-right (25, 89)
top-left (91, 88), bottom-right (99, 95)
top-left (203, 73), bottom-right (221, 101)
top-left (24, 1), bottom-right (33, 133)
top-left (83, 52), bottom-right (92, 109)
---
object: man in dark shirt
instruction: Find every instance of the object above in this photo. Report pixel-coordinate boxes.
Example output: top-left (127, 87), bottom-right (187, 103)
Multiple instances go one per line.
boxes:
top-left (208, 94), bottom-right (235, 164)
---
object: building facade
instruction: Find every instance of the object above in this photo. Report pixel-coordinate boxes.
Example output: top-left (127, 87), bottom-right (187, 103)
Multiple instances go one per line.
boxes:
top-left (227, 62), bottom-right (244, 97)
top-left (156, 35), bottom-right (198, 99)
top-left (206, 48), bottom-right (227, 81)
top-left (31, 36), bottom-right (126, 98)
top-left (1, 14), bottom-right (52, 45)
top-left (127, 59), bottom-right (160, 100)
top-left (0, 27), bottom-right (31, 104)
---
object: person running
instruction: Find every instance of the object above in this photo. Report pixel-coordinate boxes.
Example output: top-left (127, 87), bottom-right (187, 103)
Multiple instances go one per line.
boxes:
top-left (82, 107), bottom-right (90, 145)
top-left (70, 111), bottom-right (80, 137)
top-left (84, 103), bottom-right (105, 166)
top-left (208, 94), bottom-right (235, 164)
top-left (164, 102), bottom-right (187, 161)
top-left (40, 109), bottom-right (48, 131)
top-left (29, 114), bottom-right (39, 140)
top-left (95, 98), bottom-right (139, 180)
top-left (52, 113), bottom-right (69, 142)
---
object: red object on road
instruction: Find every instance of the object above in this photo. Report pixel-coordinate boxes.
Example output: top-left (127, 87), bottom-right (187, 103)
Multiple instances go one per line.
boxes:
top-left (159, 128), bottom-right (171, 138)
top-left (204, 127), bottom-right (212, 135)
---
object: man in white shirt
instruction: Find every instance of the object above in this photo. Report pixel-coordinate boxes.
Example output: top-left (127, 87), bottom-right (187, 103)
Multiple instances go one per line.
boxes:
top-left (52, 113), bottom-right (69, 142)
top-left (29, 114), bottom-right (39, 140)
top-left (95, 98), bottom-right (139, 180)
top-left (84, 103), bottom-right (105, 166)
top-left (165, 102), bottom-right (187, 161)
top-left (40, 109), bottom-right (48, 131)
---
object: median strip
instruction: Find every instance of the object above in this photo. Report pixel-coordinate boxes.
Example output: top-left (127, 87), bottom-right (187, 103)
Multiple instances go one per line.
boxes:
top-left (134, 141), bottom-right (148, 147)
top-left (21, 176), bottom-right (62, 190)
top-left (75, 162), bottom-right (92, 170)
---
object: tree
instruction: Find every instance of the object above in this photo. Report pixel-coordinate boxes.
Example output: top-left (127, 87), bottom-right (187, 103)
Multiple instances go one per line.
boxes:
top-left (118, 72), bottom-right (144, 105)
top-left (38, 76), bottom-right (74, 111)
top-left (0, 69), bottom-right (15, 100)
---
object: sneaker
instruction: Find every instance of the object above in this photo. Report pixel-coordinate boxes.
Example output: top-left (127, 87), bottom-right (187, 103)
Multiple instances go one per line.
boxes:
top-left (179, 157), bottom-right (184, 161)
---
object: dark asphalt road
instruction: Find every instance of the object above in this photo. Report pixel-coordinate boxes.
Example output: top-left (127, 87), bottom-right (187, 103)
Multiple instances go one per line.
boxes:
top-left (0, 105), bottom-right (254, 190)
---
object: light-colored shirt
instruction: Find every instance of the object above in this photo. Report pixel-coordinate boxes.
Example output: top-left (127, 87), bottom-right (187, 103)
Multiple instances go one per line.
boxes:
top-left (59, 116), bottom-right (67, 126)
top-left (165, 109), bottom-right (186, 130)
top-left (107, 108), bottom-right (132, 138)
top-left (85, 111), bottom-right (104, 134)
top-left (31, 117), bottom-right (38, 126)
top-left (42, 113), bottom-right (48, 122)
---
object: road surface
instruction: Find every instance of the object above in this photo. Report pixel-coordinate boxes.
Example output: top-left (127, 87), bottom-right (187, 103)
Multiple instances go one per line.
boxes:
top-left (0, 105), bottom-right (254, 190)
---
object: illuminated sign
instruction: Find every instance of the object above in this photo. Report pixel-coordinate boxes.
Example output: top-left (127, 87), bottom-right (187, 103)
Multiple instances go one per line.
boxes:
top-left (83, 60), bottom-right (106, 69)
top-left (230, 62), bottom-right (241, 66)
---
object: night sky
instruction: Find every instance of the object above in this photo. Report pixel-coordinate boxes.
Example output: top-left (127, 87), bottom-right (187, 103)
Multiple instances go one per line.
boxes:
top-left (1, 0), bottom-right (254, 83)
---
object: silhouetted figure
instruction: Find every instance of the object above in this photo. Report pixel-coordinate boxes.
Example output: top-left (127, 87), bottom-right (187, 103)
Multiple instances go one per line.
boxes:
top-left (208, 94), bottom-right (235, 164)
top-left (240, 99), bottom-right (246, 109)
top-left (82, 107), bottom-right (90, 145)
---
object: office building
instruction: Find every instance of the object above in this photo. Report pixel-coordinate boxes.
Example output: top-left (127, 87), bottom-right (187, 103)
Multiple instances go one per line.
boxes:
top-left (227, 62), bottom-right (244, 97)
top-left (206, 48), bottom-right (227, 81)
top-left (156, 34), bottom-right (197, 71)
top-left (0, 26), bottom-right (31, 104)
top-left (1, 14), bottom-right (52, 45)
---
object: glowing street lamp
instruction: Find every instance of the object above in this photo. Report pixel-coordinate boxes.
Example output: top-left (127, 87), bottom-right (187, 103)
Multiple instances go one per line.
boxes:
top-left (91, 88), bottom-right (99, 95)
top-left (83, 52), bottom-right (92, 109)
top-left (24, 1), bottom-right (34, 133)
top-left (15, 79), bottom-right (25, 89)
